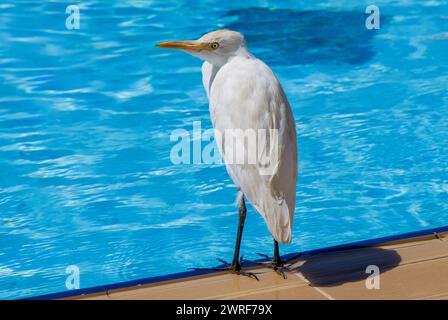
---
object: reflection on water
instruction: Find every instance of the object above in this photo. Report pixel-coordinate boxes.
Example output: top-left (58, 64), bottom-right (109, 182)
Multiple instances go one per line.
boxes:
top-left (225, 8), bottom-right (390, 65)
top-left (0, 0), bottom-right (447, 299)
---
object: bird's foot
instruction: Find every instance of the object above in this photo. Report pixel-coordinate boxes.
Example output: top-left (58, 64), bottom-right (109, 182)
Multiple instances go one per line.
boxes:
top-left (190, 256), bottom-right (260, 281)
top-left (247, 252), bottom-right (303, 279)
top-left (256, 252), bottom-right (302, 266)
top-left (272, 264), bottom-right (288, 279)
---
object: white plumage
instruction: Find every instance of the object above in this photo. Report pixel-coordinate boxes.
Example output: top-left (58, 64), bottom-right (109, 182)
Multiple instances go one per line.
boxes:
top-left (157, 29), bottom-right (298, 269)
top-left (205, 54), bottom-right (297, 243)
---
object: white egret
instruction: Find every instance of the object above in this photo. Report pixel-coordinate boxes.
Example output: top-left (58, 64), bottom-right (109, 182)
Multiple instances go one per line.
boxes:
top-left (157, 29), bottom-right (298, 278)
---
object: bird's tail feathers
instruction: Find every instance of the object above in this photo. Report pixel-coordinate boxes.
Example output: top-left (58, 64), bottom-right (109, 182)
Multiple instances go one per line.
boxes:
top-left (253, 198), bottom-right (292, 244)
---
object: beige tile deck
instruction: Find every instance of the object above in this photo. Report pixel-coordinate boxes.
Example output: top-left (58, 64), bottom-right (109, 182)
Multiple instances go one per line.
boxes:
top-left (69, 232), bottom-right (448, 300)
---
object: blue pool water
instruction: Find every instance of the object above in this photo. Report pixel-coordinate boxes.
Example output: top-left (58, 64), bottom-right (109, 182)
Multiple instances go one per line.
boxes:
top-left (1, 0), bottom-right (448, 299)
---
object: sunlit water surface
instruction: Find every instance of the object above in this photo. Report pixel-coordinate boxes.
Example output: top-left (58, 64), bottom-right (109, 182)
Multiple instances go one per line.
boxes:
top-left (0, 0), bottom-right (447, 299)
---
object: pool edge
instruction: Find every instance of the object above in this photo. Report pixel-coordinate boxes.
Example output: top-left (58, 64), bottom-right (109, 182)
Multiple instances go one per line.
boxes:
top-left (22, 225), bottom-right (448, 300)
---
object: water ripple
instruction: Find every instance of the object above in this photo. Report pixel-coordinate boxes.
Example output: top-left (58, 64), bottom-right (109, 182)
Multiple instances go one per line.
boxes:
top-left (0, 0), bottom-right (447, 299)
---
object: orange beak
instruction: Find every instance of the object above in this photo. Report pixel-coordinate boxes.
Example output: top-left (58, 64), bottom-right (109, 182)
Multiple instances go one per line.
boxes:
top-left (155, 40), bottom-right (209, 51)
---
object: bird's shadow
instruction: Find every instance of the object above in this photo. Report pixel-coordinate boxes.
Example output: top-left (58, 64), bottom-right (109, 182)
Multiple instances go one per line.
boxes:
top-left (223, 8), bottom-right (391, 66)
top-left (288, 247), bottom-right (401, 287)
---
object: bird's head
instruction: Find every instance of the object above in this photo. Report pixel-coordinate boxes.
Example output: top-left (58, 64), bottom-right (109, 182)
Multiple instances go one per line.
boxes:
top-left (156, 29), bottom-right (248, 66)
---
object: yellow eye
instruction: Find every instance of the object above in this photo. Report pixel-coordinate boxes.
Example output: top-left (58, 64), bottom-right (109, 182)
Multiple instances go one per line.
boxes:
top-left (209, 42), bottom-right (220, 50)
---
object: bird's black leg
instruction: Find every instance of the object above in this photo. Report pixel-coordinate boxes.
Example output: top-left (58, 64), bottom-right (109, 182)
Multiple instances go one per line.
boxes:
top-left (250, 239), bottom-right (291, 279)
top-left (227, 195), bottom-right (259, 280)
top-left (273, 239), bottom-right (282, 267)
top-left (230, 194), bottom-right (246, 271)
top-left (272, 239), bottom-right (287, 279)
top-left (190, 193), bottom-right (259, 281)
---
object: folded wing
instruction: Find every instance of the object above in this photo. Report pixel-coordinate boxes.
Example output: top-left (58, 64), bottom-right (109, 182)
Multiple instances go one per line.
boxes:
top-left (207, 57), bottom-right (298, 244)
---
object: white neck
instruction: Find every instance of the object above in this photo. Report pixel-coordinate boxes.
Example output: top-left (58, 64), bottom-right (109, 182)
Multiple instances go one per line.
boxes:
top-left (200, 45), bottom-right (253, 98)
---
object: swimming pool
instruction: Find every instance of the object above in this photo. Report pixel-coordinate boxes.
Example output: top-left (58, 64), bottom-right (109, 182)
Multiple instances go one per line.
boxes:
top-left (0, 0), bottom-right (447, 299)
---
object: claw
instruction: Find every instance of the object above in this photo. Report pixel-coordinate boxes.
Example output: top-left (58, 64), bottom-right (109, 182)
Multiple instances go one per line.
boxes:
top-left (217, 258), bottom-right (230, 266)
top-left (254, 251), bottom-right (298, 279)
top-left (273, 266), bottom-right (287, 279)
top-left (190, 255), bottom-right (260, 281)
top-left (256, 253), bottom-right (270, 260)
top-left (239, 269), bottom-right (260, 281)
top-left (240, 258), bottom-right (265, 266)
